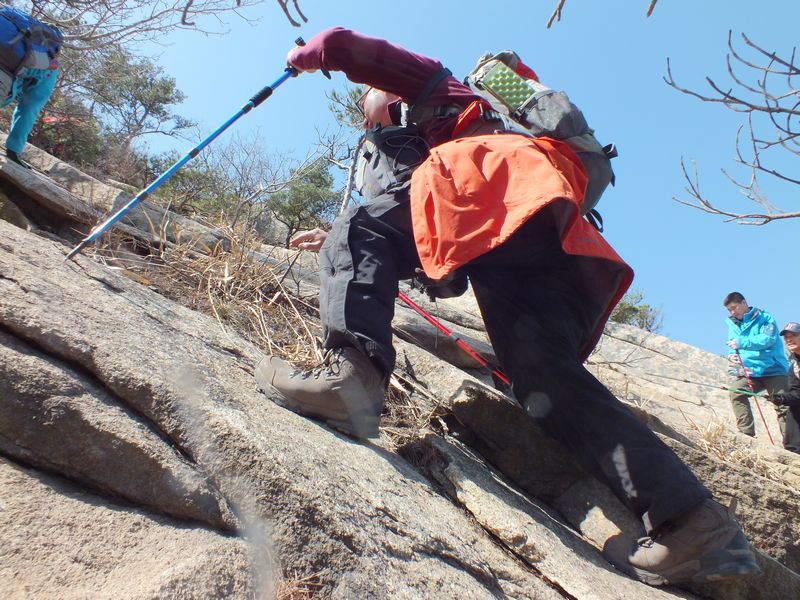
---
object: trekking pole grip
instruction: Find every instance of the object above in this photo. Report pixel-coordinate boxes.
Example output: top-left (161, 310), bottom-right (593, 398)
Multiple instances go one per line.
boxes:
top-left (250, 35), bottom-right (331, 107)
top-left (248, 69), bottom-right (294, 108)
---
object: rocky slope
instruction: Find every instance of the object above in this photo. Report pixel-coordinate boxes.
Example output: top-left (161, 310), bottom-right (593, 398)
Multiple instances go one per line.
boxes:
top-left (1, 145), bottom-right (798, 599)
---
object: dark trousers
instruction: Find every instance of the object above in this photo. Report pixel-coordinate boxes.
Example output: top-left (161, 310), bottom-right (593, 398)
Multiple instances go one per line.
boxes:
top-left (319, 191), bottom-right (419, 376)
top-left (784, 405), bottom-right (800, 454)
top-left (464, 212), bottom-right (710, 531)
top-left (320, 196), bottom-right (711, 532)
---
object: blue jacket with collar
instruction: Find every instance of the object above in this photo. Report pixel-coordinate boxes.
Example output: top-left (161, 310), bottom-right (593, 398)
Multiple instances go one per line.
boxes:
top-left (726, 307), bottom-right (789, 378)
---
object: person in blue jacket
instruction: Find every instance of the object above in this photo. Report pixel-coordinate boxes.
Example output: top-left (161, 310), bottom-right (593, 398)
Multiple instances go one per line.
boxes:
top-left (723, 292), bottom-right (790, 446)
top-left (3, 59), bottom-right (58, 169)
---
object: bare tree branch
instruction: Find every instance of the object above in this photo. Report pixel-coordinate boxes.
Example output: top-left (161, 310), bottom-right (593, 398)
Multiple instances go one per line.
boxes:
top-left (667, 32), bottom-right (800, 224)
top-left (674, 159), bottom-right (800, 225)
top-left (339, 136), bottom-right (364, 215)
top-left (277, 0), bottom-right (307, 27)
top-left (26, 0), bottom-right (305, 52)
top-left (546, 1), bottom-right (658, 28)
top-left (546, 0), bottom-right (566, 29)
top-left (181, 0), bottom-right (196, 26)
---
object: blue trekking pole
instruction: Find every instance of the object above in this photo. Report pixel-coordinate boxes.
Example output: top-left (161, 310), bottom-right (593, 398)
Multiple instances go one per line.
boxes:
top-left (65, 38), bottom-right (328, 261)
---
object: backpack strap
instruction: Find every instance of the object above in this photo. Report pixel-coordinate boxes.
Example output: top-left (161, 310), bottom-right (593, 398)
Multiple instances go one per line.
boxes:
top-left (0, 12), bottom-right (31, 74)
top-left (406, 67), bottom-right (459, 124)
top-left (602, 143), bottom-right (618, 159)
top-left (18, 31), bottom-right (33, 75)
top-left (564, 132), bottom-right (606, 156)
top-left (411, 67), bottom-right (451, 111)
top-left (586, 209), bottom-right (604, 232)
top-left (565, 134), bottom-right (617, 188)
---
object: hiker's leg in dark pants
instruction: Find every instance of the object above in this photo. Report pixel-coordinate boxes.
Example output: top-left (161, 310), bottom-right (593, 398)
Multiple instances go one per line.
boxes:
top-left (729, 378), bottom-right (756, 437)
top-left (466, 229), bottom-right (710, 533)
top-left (761, 375), bottom-right (790, 444)
top-left (319, 196), bottom-right (419, 376)
top-left (784, 407), bottom-right (800, 454)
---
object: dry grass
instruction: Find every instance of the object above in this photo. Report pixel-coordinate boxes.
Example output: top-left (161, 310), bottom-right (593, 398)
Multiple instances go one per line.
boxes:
top-left (274, 570), bottom-right (326, 599)
top-left (89, 224), bottom-right (322, 367)
top-left (75, 217), bottom-right (456, 597)
top-left (683, 415), bottom-right (786, 484)
top-left (88, 222), bottom-right (439, 446)
top-left (379, 372), bottom-right (443, 451)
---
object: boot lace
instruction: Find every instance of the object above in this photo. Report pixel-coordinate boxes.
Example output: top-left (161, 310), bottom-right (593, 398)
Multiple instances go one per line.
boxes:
top-left (290, 348), bottom-right (344, 380)
top-left (636, 521), bottom-right (674, 549)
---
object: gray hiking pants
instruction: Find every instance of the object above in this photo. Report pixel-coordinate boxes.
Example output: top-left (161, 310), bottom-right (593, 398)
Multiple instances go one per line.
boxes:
top-left (319, 197), bottom-right (711, 532)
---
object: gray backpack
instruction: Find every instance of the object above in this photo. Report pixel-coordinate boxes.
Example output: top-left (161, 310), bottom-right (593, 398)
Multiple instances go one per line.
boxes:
top-left (464, 51), bottom-right (616, 230)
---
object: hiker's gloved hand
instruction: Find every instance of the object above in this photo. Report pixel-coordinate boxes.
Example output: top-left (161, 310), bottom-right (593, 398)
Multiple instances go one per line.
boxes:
top-left (726, 339), bottom-right (740, 350)
top-left (772, 393), bottom-right (797, 407)
top-left (412, 268), bottom-right (468, 301)
top-left (289, 228), bottom-right (328, 252)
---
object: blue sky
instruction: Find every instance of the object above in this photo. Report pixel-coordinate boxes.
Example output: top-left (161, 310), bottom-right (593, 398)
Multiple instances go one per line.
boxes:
top-left (140, 0), bottom-right (798, 356)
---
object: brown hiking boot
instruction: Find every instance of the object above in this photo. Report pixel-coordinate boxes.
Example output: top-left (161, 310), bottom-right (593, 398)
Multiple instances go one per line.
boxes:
top-left (255, 346), bottom-right (385, 440)
top-left (611, 499), bottom-right (760, 586)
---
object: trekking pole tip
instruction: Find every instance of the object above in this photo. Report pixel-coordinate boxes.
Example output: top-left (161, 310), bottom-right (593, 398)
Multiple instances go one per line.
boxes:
top-left (64, 239), bottom-right (87, 262)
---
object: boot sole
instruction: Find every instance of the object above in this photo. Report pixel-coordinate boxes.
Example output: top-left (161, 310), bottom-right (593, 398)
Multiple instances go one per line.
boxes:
top-left (630, 531), bottom-right (761, 586)
top-left (254, 360), bottom-right (380, 440)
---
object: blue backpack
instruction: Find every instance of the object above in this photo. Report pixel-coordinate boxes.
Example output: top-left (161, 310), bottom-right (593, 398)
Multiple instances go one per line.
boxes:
top-left (0, 7), bottom-right (62, 102)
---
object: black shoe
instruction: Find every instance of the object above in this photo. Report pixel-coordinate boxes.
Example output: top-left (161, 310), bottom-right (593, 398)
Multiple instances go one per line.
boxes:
top-left (6, 149), bottom-right (31, 169)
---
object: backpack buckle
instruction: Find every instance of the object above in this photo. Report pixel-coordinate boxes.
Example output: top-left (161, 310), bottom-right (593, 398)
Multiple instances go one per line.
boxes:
top-left (603, 143), bottom-right (618, 159)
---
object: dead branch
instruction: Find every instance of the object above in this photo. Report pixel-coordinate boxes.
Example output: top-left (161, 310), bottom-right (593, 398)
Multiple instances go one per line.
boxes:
top-left (546, 0), bottom-right (566, 28)
top-left (675, 159), bottom-right (800, 225)
top-left (31, 1), bottom-right (305, 52)
top-left (181, 0), bottom-right (196, 25)
top-left (339, 136), bottom-right (364, 215)
top-left (277, 0), bottom-right (307, 27)
top-left (547, 1), bottom-right (658, 28)
top-left (667, 32), bottom-right (800, 224)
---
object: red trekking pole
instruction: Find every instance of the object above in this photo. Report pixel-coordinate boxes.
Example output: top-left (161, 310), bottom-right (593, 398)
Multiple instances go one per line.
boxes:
top-left (735, 350), bottom-right (775, 445)
top-left (397, 291), bottom-right (510, 386)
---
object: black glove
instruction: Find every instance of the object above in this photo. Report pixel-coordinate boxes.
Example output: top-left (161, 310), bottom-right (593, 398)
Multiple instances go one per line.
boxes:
top-left (411, 268), bottom-right (468, 301)
top-left (772, 393), bottom-right (787, 406)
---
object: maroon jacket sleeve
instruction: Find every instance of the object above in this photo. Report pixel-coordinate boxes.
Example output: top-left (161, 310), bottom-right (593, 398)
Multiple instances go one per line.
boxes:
top-left (291, 27), bottom-right (478, 110)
